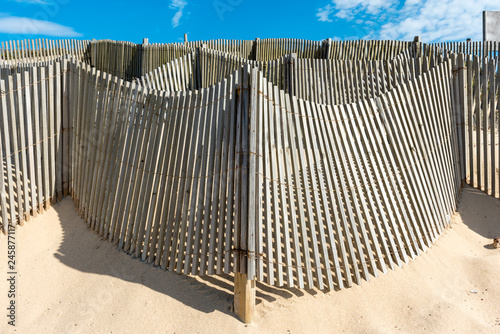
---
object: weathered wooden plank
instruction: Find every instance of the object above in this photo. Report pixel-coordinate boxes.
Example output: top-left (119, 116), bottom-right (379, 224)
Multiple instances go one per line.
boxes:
top-left (33, 65), bottom-right (44, 214)
top-left (14, 72), bottom-right (30, 221)
top-left (0, 79), bottom-right (16, 229)
top-left (22, 71), bottom-right (37, 219)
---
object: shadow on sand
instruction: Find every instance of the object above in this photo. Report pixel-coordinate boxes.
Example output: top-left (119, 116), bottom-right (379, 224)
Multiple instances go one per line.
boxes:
top-left (456, 186), bottom-right (500, 246)
top-left (49, 198), bottom-right (316, 319)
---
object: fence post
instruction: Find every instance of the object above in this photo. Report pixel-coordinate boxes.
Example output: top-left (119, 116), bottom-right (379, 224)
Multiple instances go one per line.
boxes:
top-left (450, 54), bottom-right (464, 191)
top-left (196, 44), bottom-right (207, 88)
top-left (323, 38), bottom-right (332, 59)
top-left (287, 53), bottom-right (297, 96)
top-left (465, 55), bottom-right (473, 184)
top-left (457, 54), bottom-right (467, 186)
top-left (253, 38), bottom-right (260, 61)
top-left (184, 34), bottom-right (188, 44)
top-left (234, 65), bottom-right (255, 324)
top-left (234, 273), bottom-right (255, 324)
top-left (413, 36), bottom-right (421, 58)
top-left (141, 38), bottom-right (149, 77)
top-left (62, 59), bottom-right (70, 197)
top-left (194, 46), bottom-right (201, 89)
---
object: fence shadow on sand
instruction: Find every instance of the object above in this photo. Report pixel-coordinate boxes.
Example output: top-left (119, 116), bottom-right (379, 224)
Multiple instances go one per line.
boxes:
top-left (50, 197), bottom-right (315, 317)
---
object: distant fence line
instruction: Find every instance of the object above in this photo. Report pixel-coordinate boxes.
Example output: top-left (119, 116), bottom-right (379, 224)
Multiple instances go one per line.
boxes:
top-left (429, 40), bottom-right (499, 59)
top-left (1, 38), bottom-right (418, 79)
top-left (141, 48), bottom-right (446, 105)
top-left (0, 39), bottom-right (90, 66)
top-left (2, 37), bottom-right (497, 82)
top-left (186, 39), bottom-right (255, 60)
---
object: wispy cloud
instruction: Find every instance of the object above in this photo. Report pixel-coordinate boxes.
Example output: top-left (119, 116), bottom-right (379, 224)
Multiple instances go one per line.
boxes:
top-left (0, 16), bottom-right (82, 37)
top-left (170, 0), bottom-right (187, 28)
top-left (317, 5), bottom-right (334, 22)
top-left (10, 0), bottom-right (48, 4)
top-left (316, 0), bottom-right (499, 42)
top-left (317, 0), bottom-right (395, 22)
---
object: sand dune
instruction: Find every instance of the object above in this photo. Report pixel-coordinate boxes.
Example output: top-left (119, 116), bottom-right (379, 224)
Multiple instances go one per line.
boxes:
top-left (1, 185), bottom-right (499, 333)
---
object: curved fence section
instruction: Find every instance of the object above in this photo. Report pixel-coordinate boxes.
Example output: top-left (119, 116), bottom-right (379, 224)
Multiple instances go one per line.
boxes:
top-left (248, 60), bottom-right (461, 289)
top-left (141, 50), bottom-right (446, 106)
top-left (67, 57), bottom-right (462, 290)
top-left (70, 61), bottom-right (249, 275)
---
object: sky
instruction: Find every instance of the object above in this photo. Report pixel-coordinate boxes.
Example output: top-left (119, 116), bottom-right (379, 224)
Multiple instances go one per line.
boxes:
top-left (0, 0), bottom-right (498, 44)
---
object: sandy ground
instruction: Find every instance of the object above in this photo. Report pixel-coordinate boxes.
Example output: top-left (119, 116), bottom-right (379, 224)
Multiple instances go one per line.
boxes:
top-left (0, 185), bottom-right (499, 334)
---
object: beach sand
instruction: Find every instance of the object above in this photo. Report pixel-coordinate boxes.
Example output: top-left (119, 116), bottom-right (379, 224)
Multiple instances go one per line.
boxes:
top-left (1, 185), bottom-right (499, 333)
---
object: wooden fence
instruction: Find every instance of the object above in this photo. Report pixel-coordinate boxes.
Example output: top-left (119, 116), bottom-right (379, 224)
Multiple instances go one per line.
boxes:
top-left (462, 55), bottom-right (500, 198)
top-left (69, 60), bottom-right (250, 276)
top-left (429, 41), bottom-right (499, 59)
top-left (2, 36), bottom-right (498, 323)
top-left (140, 52), bottom-right (197, 92)
top-left (66, 56), bottom-right (463, 290)
top-left (0, 60), bottom-right (69, 232)
top-left (88, 39), bottom-right (417, 79)
top-left (88, 40), bottom-right (197, 81)
top-left (140, 49), bottom-right (286, 92)
top-left (0, 39), bottom-right (90, 67)
top-left (186, 39), bottom-right (255, 60)
top-left (325, 40), bottom-right (414, 61)
top-left (141, 48), bottom-right (443, 106)
top-left (288, 54), bottom-right (442, 105)
top-left (0, 56), bottom-right (463, 276)
top-left (247, 59), bottom-right (461, 289)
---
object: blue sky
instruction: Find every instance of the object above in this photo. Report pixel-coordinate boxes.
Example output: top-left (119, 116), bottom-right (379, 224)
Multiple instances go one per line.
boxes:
top-left (0, 0), bottom-right (498, 44)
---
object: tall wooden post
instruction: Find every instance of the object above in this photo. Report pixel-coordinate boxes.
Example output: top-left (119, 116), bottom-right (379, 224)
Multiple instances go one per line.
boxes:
top-left (141, 38), bottom-right (149, 78)
top-left (184, 33), bottom-right (188, 44)
top-left (253, 38), bottom-right (260, 61)
top-left (62, 59), bottom-right (70, 198)
top-left (456, 54), bottom-right (467, 186)
top-left (323, 38), bottom-right (332, 59)
top-left (234, 273), bottom-right (255, 323)
top-left (450, 54), bottom-right (464, 194)
top-left (287, 53), bottom-right (297, 96)
top-left (413, 35), bottom-right (421, 58)
top-left (233, 65), bottom-right (256, 324)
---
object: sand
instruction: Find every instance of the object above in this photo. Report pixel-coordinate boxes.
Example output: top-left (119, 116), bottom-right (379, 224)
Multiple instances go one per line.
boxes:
top-left (1, 185), bottom-right (499, 334)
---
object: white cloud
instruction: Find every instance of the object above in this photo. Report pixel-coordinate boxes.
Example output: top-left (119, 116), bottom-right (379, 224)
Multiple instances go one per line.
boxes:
top-left (0, 16), bottom-right (82, 37)
top-left (316, 0), bottom-right (500, 42)
top-left (379, 0), bottom-right (498, 42)
top-left (317, 5), bottom-right (334, 22)
top-left (317, 0), bottom-right (396, 22)
top-left (170, 0), bottom-right (187, 28)
top-left (334, 0), bottom-right (394, 16)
